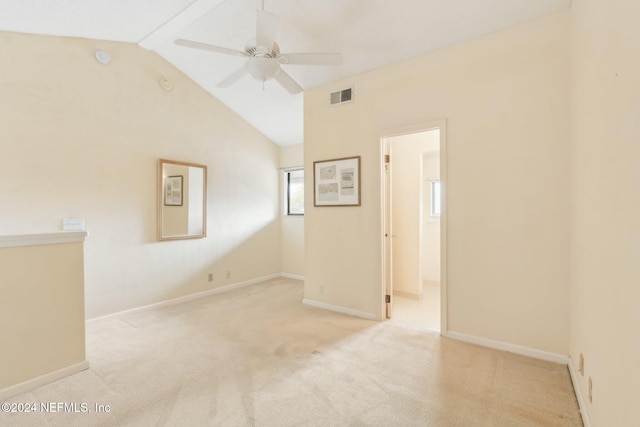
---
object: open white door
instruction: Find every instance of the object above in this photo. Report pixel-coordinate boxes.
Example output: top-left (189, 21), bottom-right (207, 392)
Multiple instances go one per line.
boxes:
top-left (381, 122), bottom-right (447, 332)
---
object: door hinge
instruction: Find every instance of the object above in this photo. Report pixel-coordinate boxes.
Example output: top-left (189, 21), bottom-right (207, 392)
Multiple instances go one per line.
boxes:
top-left (384, 154), bottom-right (390, 163)
top-left (385, 295), bottom-right (391, 303)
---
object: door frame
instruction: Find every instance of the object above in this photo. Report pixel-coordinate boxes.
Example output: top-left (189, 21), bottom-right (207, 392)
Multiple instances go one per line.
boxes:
top-left (380, 119), bottom-right (448, 334)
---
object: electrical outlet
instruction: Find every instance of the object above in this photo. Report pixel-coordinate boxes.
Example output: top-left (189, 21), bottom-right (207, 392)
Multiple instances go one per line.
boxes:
top-left (226, 270), bottom-right (231, 279)
top-left (578, 353), bottom-right (584, 376)
top-left (318, 285), bottom-right (324, 294)
top-left (588, 377), bottom-right (593, 403)
top-left (208, 273), bottom-right (213, 282)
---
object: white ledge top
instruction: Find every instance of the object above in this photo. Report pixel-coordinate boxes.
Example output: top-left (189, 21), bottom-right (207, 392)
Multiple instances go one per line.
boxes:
top-left (0, 231), bottom-right (88, 248)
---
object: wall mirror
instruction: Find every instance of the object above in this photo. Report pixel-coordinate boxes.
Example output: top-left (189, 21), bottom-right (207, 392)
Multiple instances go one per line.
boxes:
top-left (158, 159), bottom-right (207, 241)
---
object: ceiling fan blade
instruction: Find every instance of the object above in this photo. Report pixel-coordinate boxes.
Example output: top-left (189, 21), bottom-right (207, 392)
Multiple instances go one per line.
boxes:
top-left (256, 10), bottom-right (279, 52)
top-left (274, 69), bottom-right (303, 95)
top-left (216, 67), bottom-right (248, 88)
top-left (174, 39), bottom-right (248, 58)
top-left (279, 53), bottom-right (343, 66)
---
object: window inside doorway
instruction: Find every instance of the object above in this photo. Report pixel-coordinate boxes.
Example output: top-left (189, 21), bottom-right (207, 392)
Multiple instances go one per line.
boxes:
top-left (430, 181), bottom-right (441, 217)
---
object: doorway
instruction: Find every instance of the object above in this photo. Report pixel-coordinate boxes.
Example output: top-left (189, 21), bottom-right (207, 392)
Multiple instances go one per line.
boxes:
top-left (382, 123), bottom-right (446, 333)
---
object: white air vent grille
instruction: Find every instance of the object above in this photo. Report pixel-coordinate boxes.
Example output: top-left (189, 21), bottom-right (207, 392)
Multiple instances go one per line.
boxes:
top-left (329, 87), bottom-right (353, 106)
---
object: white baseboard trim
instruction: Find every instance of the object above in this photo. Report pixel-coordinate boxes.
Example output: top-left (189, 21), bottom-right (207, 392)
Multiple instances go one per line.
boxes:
top-left (445, 331), bottom-right (569, 365)
top-left (280, 273), bottom-right (304, 281)
top-left (302, 299), bottom-right (376, 320)
top-left (0, 360), bottom-right (89, 401)
top-left (568, 356), bottom-right (591, 427)
top-left (87, 273), bottom-right (281, 325)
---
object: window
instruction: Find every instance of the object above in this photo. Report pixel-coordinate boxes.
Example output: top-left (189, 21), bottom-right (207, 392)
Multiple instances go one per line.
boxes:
top-left (430, 181), bottom-right (441, 217)
top-left (285, 169), bottom-right (304, 215)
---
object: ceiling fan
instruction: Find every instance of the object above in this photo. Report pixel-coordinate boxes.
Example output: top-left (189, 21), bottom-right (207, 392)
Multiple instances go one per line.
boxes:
top-left (174, 3), bottom-right (342, 95)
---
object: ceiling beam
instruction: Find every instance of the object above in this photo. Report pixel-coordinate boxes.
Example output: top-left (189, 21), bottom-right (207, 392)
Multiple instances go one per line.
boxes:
top-left (137, 0), bottom-right (227, 50)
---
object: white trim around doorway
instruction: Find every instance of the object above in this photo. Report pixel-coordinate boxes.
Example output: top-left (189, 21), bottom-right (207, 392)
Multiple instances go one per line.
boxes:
top-left (379, 119), bottom-right (448, 335)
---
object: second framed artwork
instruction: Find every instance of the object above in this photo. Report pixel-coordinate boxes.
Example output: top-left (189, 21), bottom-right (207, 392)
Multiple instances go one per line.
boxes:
top-left (164, 175), bottom-right (183, 206)
top-left (313, 156), bottom-right (361, 206)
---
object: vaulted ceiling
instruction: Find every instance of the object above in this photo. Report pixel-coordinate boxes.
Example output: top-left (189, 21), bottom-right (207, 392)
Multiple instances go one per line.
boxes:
top-left (0, 0), bottom-right (571, 145)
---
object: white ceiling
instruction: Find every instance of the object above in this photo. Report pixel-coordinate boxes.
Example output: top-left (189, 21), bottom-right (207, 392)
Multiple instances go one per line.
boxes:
top-left (0, 0), bottom-right (571, 146)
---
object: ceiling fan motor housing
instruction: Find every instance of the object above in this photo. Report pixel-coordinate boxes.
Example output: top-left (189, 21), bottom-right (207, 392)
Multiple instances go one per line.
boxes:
top-left (245, 40), bottom-right (280, 58)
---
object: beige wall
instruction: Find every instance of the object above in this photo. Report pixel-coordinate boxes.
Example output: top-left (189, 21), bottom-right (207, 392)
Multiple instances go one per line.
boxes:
top-left (0, 238), bottom-right (85, 389)
top-left (0, 32), bottom-right (281, 319)
top-left (305, 10), bottom-right (571, 354)
top-left (279, 143), bottom-right (304, 277)
top-left (569, 0), bottom-right (640, 425)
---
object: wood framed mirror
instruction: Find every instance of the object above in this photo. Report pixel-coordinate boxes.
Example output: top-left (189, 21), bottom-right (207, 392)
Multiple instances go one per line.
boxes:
top-left (158, 159), bottom-right (207, 241)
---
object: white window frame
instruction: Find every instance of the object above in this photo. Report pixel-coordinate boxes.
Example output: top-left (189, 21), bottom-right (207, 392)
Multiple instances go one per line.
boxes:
top-left (430, 180), bottom-right (441, 218)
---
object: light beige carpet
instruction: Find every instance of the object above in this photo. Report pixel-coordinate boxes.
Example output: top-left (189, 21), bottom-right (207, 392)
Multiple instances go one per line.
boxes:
top-left (3, 277), bottom-right (582, 426)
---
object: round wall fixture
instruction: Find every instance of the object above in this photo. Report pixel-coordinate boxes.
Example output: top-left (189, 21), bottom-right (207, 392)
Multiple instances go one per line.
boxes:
top-left (159, 77), bottom-right (174, 91)
top-left (95, 49), bottom-right (111, 65)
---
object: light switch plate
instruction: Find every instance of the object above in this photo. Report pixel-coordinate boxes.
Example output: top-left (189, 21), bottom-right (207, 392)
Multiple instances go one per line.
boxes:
top-left (63, 218), bottom-right (85, 231)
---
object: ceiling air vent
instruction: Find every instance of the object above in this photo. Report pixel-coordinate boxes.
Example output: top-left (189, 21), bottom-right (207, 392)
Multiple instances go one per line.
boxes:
top-left (329, 87), bottom-right (353, 106)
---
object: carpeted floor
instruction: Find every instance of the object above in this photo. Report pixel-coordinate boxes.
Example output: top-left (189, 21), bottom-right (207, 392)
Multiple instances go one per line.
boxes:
top-left (2, 277), bottom-right (582, 426)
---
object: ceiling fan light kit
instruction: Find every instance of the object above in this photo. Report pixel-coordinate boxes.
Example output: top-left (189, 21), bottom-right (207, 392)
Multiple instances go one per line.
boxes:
top-left (245, 56), bottom-right (280, 81)
top-left (174, 5), bottom-right (342, 95)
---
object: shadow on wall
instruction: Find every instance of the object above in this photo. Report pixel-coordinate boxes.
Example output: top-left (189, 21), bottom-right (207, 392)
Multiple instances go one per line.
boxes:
top-left (80, 149), bottom-right (282, 319)
top-left (86, 217), bottom-right (282, 321)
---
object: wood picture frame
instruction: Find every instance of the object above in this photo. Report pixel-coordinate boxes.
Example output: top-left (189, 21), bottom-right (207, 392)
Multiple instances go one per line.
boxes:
top-left (313, 156), bottom-right (361, 206)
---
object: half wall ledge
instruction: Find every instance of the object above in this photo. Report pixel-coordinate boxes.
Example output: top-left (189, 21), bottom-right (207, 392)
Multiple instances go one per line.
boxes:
top-left (0, 231), bottom-right (88, 248)
top-left (0, 230), bottom-right (88, 399)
